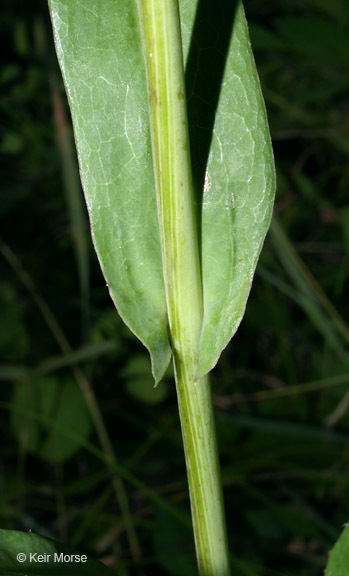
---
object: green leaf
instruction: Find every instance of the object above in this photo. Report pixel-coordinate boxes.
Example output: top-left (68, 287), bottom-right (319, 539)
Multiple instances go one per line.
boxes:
top-left (0, 529), bottom-right (111, 575)
top-left (325, 526), bottom-right (349, 576)
top-left (48, 0), bottom-right (275, 381)
top-left (48, 0), bottom-right (171, 383)
top-left (181, 2), bottom-right (275, 376)
top-left (12, 377), bottom-right (92, 463)
top-left (123, 355), bottom-right (168, 404)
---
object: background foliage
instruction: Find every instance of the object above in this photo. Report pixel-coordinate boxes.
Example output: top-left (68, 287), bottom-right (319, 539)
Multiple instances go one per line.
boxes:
top-left (1, 0), bottom-right (349, 574)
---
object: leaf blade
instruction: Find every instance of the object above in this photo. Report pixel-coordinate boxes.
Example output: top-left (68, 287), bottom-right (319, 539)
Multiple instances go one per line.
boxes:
top-left (325, 526), bottom-right (349, 576)
top-left (186, 2), bottom-right (276, 376)
top-left (49, 0), bottom-right (275, 381)
top-left (48, 0), bottom-right (171, 382)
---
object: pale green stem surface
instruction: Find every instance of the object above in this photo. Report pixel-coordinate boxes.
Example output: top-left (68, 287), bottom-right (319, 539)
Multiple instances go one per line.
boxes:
top-left (139, 1), bottom-right (231, 573)
top-left (140, 0), bottom-right (202, 363)
top-left (175, 366), bottom-right (231, 575)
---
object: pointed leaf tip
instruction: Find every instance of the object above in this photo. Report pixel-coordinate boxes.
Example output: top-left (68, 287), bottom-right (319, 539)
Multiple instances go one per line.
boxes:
top-left (48, 0), bottom-right (172, 382)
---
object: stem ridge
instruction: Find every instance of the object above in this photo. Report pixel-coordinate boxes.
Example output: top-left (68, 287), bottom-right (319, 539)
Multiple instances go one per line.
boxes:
top-left (139, 2), bottom-right (231, 573)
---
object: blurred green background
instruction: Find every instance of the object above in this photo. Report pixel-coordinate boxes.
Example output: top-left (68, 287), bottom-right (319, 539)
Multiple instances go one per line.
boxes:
top-left (1, 0), bottom-right (349, 574)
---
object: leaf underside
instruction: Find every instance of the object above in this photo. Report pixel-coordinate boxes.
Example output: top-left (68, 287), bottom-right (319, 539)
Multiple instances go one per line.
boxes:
top-left (49, 0), bottom-right (275, 382)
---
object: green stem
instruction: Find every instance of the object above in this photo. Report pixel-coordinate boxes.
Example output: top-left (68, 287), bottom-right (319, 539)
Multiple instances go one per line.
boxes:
top-left (140, 1), bottom-right (231, 573)
top-left (140, 0), bottom-right (202, 361)
top-left (176, 367), bottom-right (231, 575)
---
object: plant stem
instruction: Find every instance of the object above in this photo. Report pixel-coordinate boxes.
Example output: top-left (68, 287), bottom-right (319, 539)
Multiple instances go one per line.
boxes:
top-left (175, 367), bottom-right (231, 575)
top-left (140, 1), bottom-right (231, 573)
top-left (140, 0), bottom-right (202, 362)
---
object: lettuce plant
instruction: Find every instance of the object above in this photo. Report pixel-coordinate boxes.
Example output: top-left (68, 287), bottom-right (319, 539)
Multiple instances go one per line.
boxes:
top-left (1, 1), bottom-right (275, 574)
top-left (47, 0), bottom-right (275, 573)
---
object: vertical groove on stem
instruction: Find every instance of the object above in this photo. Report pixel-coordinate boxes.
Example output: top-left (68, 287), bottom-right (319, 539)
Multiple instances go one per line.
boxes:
top-left (139, 0), bottom-right (202, 370)
top-left (175, 366), bottom-right (231, 575)
top-left (139, 1), bottom-right (231, 573)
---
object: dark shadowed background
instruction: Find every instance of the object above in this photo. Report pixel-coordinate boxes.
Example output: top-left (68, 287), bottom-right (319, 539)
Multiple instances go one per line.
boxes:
top-left (1, 0), bottom-right (349, 574)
